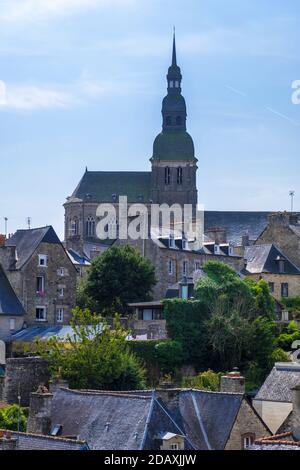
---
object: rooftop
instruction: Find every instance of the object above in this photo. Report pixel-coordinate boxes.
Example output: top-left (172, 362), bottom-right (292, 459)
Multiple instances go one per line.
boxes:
top-left (255, 363), bottom-right (300, 403)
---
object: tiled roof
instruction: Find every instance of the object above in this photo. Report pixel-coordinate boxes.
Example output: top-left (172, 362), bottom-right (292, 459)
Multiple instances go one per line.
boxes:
top-left (6, 226), bottom-right (61, 270)
top-left (0, 430), bottom-right (88, 450)
top-left (249, 433), bottom-right (300, 450)
top-left (0, 264), bottom-right (25, 316)
top-left (244, 244), bottom-right (300, 275)
top-left (290, 225), bottom-right (300, 238)
top-left (69, 171), bottom-right (151, 203)
top-left (255, 363), bottom-right (300, 402)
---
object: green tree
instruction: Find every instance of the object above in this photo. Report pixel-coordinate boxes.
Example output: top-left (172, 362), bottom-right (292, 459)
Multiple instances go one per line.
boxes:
top-left (36, 308), bottom-right (146, 390)
top-left (182, 370), bottom-right (222, 391)
top-left (277, 320), bottom-right (300, 351)
top-left (78, 245), bottom-right (156, 315)
top-left (0, 405), bottom-right (27, 432)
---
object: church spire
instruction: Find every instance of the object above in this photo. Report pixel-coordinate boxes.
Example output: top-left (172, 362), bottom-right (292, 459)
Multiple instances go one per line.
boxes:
top-left (172, 28), bottom-right (177, 67)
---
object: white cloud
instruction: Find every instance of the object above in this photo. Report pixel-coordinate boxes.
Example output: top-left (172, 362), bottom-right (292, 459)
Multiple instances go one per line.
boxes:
top-left (0, 0), bottom-right (135, 23)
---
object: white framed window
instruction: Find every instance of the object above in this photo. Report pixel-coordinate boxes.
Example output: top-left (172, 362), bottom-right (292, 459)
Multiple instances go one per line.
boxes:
top-left (170, 443), bottom-right (179, 450)
top-left (58, 287), bottom-right (65, 298)
top-left (182, 260), bottom-right (188, 276)
top-left (243, 434), bottom-right (255, 449)
top-left (58, 267), bottom-right (65, 277)
top-left (56, 308), bottom-right (64, 323)
top-left (9, 319), bottom-right (16, 331)
top-left (38, 254), bottom-right (47, 267)
top-left (168, 260), bottom-right (173, 275)
top-left (36, 307), bottom-right (47, 322)
top-left (214, 245), bottom-right (220, 255)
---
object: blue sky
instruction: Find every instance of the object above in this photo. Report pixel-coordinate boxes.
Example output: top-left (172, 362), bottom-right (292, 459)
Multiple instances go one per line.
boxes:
top-left (0, 0), bottom-right (299, 238)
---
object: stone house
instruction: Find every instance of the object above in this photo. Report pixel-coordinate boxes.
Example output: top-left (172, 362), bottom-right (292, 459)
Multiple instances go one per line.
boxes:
top-left (0, 263), bottom-right (25, 341)
top-left (253, 362), bottom-right (300, 434)
top-left (24, 370), bottom-right (270, 451)
top-left (0, 226), bottom-right (77, 326)
top-left (255, 212), bottom-right (300, 269)
top-left (243, 244), bottom-right (300, 301)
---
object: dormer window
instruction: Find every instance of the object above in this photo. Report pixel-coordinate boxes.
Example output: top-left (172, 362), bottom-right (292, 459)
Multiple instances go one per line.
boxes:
top-left (278, 259), bottom-right (285, 273)
top-left (182, 238), bottom-right (187, 250)
top-left (165, 167), bottom-right (171, 185)
top-left (214, 245), bottom-right (220, 255)
top-left (169, 235), bottom-right (176, 249)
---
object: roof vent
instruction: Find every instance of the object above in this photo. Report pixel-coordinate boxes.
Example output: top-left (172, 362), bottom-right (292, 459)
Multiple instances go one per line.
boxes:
top-left (105, 422), bottom-right (110, 432)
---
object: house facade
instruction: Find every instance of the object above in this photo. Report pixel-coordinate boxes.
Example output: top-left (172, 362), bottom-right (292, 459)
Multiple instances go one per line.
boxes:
top-left (0, 264), bottom-right (25, 340)
top-left (0, 226), bottom-right (77, 326)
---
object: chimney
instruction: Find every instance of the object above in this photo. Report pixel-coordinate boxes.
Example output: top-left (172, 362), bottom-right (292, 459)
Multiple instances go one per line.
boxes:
top-left (268, 212), bottom-right (290, 228)
top-left (0, 431), bottom-right (18, 450)
top-left (220, 368), bottom-right (245, 394)
top-left (291, 380), bottom-right (300, 441)
top-left (242, 234), bottom-right (250, 247)
top-left (156, 388), bottom-right (180, 412)
top-left (205, 226), bottom-right (227, 244)
top-left (0, 235), bottom-right (5, 247)
top-left (26, 385), bottom-right (53, 435)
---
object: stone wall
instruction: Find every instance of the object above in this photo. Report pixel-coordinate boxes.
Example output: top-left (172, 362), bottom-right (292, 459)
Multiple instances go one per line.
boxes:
top-left (3, 357), bottom-right (50, 406)
top-left (225, 399), bottom-right (271, 450)
top-left (246, 273), bottom-right (300, 301)
top-left (6, 241), bottom-right (77, 326)
top-left (27, 389), bottom-right (53, 435)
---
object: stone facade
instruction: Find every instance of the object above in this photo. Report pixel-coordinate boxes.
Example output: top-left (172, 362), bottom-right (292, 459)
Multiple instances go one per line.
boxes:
top-left (225, 399), bottom-right (271, 450)
top-left (246, 273), bottom-right (300, 301)
top-left (3, 357), bottom-right (50, 406)
top-left (116, 237), bottom-right (244, 300)
top-left (27, 387), bottom-right (53, 435)
top-left (256, 213), bottom-right (300, 269)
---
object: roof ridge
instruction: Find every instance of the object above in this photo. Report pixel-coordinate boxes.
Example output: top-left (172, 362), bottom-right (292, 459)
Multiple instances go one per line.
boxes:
top-left (58, 387), bottom-right (152, 399)
top-left (0, 429), bottom-right (86, 445)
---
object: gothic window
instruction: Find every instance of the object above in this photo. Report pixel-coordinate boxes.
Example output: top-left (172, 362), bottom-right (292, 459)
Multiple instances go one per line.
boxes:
top-left (176, 116), bottom-right (182, 126)
top-left (169, 81), bottom-right (174, 88)
top-left (86, 216), bottom-right (95, 237)
top-left (177, 167), bottom-right (183, 185)
top-left (175, 80), bottom-right (179, 88)
top-left (69, 218), bottom-right (78, 236)
top-left (165, 167), bottom-right (171, 185)
top-left (166, 116), bottom-right (172, 126)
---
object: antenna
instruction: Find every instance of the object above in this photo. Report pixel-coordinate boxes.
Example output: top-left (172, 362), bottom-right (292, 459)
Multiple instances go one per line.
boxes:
top-left (26, 217), bottom-right (31, 230)
top-left (289, 190), bottom-right (295, 213)
top-left (4, 217), bottom-right (8, 238)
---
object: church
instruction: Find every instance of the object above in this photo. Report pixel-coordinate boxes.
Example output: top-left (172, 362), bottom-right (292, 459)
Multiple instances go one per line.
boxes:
top-left (64, 34), bottom-right (198, 257)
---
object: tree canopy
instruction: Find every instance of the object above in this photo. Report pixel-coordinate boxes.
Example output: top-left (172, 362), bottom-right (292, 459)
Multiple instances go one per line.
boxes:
top-left (77, 245), bottom-right (156, 316)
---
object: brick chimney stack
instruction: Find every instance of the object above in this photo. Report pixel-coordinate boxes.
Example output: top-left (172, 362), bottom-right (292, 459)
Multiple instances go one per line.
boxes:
top-left (26, 385), bottom-right (53, 435)
top-left (220, 368), bottom-right (245, 394)
top-left (0, 430), bottom-right (18, 450)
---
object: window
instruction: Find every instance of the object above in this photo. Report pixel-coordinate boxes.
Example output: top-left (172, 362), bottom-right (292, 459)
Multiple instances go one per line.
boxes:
top-left (169, 235), bottom-right (176, 249)
top-left (175, 80), bottom-right (179, 88)
top-left (281, 283), bottom-right (289, 298)
top-left (166, 116), bottom-right (172, 126)
top-left (56, 308), bottom-right (64, 323)
top-left (278, 259), bottom-right (285, 273)
top-left (170, 443), bottom-right (179, 450)
top-left (268, 282), bottom-right (275, 293)
top-left (182, 238), bottom-right (187, 250)
top-left (165, 167), bottom-right (171, 185)
top-left (36, 307), bottom-right (47, 322)
top-left (182, 260), bottom-right (188, 276)
top-left (86, 216), bottom-right (95, 237)
top-left (195, 261), bottom-right (201, 271)
top-left (36, 276), bottom-right (45, 295)
top-left (242, 434), bottom-right (255, 449)
top-left (38, 254), bottom-right (47, 267)
top-left (69, 218), bottom-right (78, 236)
top-left (168, 259), bottom-right (173, 275)
top-left (229, 246), bottom-right (234, 256)
top-left (177, 167), bottom-right (183, 185)
top-left (9, 319), bottom-right (16, 331)
top-left (169, 80), bottom-right (174, 88)
top-left (214, 245), bottom-right (220, 255)
top-left (58, 267), bottom-right (65, 277)
top-left (176, 116), bottom-right (182, 126)
top-left (58, 287), bottom-right (64, 298)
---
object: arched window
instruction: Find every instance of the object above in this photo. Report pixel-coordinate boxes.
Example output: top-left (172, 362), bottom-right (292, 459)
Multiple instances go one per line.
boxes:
top-left (86, 216), bottom-right (95, 237)
top-left (169, 81), bottom-right (174, 88)
top-left (69, 218), bottom-right (78, 236)
top-left (176, 116), bottom-right (182, 126)
top-left (165, 167), bottom-right (171, 185)
top-left (166, 116), bottom-right (172, 126)
top-left (177, 167), bottom-right (183, 185)
top-left (175, 80), bottom-right (179, 88)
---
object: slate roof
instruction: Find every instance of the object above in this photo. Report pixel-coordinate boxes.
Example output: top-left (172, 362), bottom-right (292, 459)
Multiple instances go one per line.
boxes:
top-left (164, 390), bottom-right (244, 450)
top-left (67, 249), bottom-right (91, 266)
top-left (204, 211), bottom-right (271, 245)
top-left (255, 363), bottom-right (300, 402)
top-left (0, 430), bottom-right (88, 450)
top-left (11, 325), bottom-right (101, 343)
top-left (244, 244), bottom-right (300, 275)
top-left (6, 226), bottom-right (61, 270)
top-left (290, 225), bottom-right (300, 238)
top-left (70, 171), bottom-right (151, 203)
top-left (0, 264), bottom-right (25, 316)
top-left (51, 388), bottom-right (191, 450)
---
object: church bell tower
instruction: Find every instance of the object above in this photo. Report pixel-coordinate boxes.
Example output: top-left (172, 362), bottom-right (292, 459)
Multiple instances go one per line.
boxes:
top-left (150, 32), bottom-right (198, 208)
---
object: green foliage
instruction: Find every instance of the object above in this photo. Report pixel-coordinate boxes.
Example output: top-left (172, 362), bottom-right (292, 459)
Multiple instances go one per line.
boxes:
top-left (155, 340), bottom-right (185, 373)
top-left (270, 348), bottom-right (290, 363)
top-left (78, 245), bottom-right (156, 316)
top-left (0, 405), bottom-right (27, 432)
top-left (281, 297), bottom-right (300, 315)
top-left (277, 321), bottom-right (300, 351)
top-left (182, 370), bottom-right (222, 391)
top-left (245, 278), bottom-right (276, 319)
top-left (36, 308), bottom-right (146, 390)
